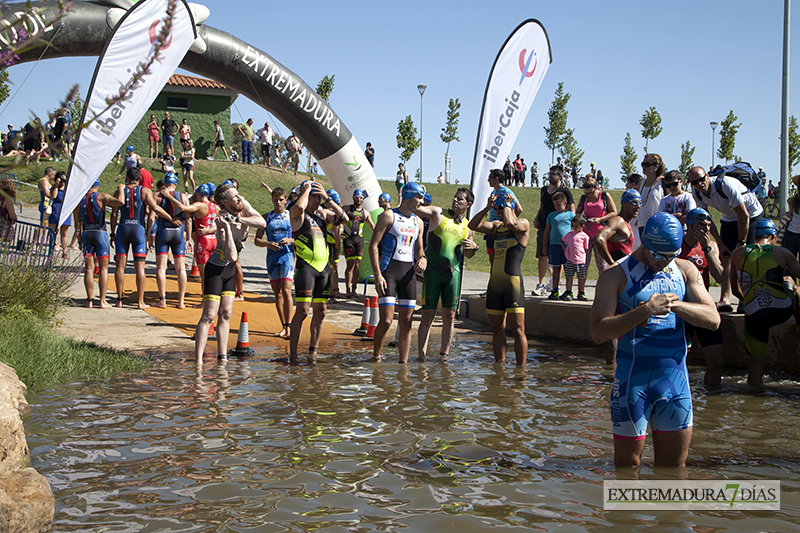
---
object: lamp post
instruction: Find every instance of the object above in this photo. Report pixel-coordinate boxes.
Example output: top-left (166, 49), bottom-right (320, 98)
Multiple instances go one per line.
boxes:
top-left (417, 84), bottom-right (426, 182)
top-left (710, 121), bottom-right (718, 168)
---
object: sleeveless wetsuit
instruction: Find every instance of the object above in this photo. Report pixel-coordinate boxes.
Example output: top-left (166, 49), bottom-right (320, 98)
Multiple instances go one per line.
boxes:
top-left (343, 205), bottom-right (367, 260)
top-left (194, 202), bottom-right (217, 265)
top-left (48, 188), bottom-right (71, 226)
top-left (378, 208), bottom-right (419, 308)
top-left (486, 223), bottom-right (525, 314)
top-left (115, 185), bottom-right (147, 260)
top-left (155, 190), bottom-right (186, 257)
top-left (611, 255), bottom-right (691, 440)
top-left (125, 153), bottom-right (138, 170)
top-left (265, 210), bottom-right (295, 282)
top-left (422, 210), bottom-right (469, 310)
top-left (608, 219), bottom-right (634, 261)
top-left (294, 210), bottom-right (330, 304)
top-left (38, 189), bottom-right (51, 224)
top-left (679, 240), bottom-right (723, 347)
top-left (738, 244), bottom-right (795, 357)
top-left (79, 191), bottom-right (110, 259)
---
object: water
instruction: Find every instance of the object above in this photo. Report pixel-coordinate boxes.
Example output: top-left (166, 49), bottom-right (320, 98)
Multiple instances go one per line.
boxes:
top-left (24, 338), bottom-right (800, 531)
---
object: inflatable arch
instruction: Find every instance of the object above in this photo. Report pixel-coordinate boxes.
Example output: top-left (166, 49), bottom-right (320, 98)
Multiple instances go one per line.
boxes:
top-left (0, 0), bottom-right (381, 211)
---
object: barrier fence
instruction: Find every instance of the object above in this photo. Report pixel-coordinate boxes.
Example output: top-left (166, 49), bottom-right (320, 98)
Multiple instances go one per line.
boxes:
top-left (0, 219), bottom-right (55, 267)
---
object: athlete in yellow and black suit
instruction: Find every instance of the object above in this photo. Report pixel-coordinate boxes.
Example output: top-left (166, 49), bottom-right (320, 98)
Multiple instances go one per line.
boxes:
top-left (487, 222), bottom-right (526, 314)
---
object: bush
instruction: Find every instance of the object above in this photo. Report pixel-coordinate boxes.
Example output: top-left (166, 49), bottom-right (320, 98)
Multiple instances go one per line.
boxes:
top-left (0, 252), bottom-right (82, 323)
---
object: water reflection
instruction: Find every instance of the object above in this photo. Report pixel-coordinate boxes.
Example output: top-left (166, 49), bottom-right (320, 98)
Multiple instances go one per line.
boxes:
top-left (25, 338), bottom-right (800, 531)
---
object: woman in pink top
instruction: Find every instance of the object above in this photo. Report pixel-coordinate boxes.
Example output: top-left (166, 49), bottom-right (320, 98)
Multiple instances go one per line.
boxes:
top-left (576, 177), bottom-right (617, 274)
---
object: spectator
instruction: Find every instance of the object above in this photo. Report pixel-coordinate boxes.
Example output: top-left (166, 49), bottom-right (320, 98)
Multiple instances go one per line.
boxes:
top-left (576, 177), bottom-right (617, 275)
top-left (561, 214), bottom-right (589, 301)
top-left (513, 154), bottom-right (523, 187)
top-left (282, 132), bottom-right (303, 175)
top-left (161, 111), bottom-right (178, 157)
top-left (594, 189), bottom-right (641, 265)
top-left (532, 165), bottom-right (573, 296)
top-left (503, 157), bottom-right (513, 183)
top-left (0, 177), bottom-right (17, 242)
top-left (179, 139), bottom-right (196, 192)
top-left (778, 174), bottom-right (800, 264)
top-left (395, 163), bottom-right (408, 203)
top-left (364, 142), bottom-right (375, 167)
top-left (209, 119), bottom-right (229, 161)
top-left (543, 191), bottom-right (575, 300)
top-left (257, 121), bottom-right (274, 167)
top-left (236, 118), bottom-right (255, 164)
top-left (147, 114), bottom-right (160, 158)
top-left (179, 118), bottom-right (191, 143)
top-left (637, 153), bottom-right (666, 235)
top-left (47, 171), bottom-right (71, 252)
top-left (657, 169), bottom-right (696, 226)
top-left (531, 161), bottom-right (539, 187)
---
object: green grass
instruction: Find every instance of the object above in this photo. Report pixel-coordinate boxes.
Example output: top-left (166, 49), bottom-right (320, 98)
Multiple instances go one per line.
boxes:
top-left (0, 310), bottom-right (146, 391)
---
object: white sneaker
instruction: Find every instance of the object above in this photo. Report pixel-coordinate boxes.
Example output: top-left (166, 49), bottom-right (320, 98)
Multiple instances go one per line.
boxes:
top-left (533, 283), bottom-right (547, 296)
top-left (206, 157), bottom-right (214, 160)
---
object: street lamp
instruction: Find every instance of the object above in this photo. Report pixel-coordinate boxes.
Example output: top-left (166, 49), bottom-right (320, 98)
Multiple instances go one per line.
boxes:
top-left (417, 84), bottom-right (426, 182)
top-left (710, 121), bottom-right (718, 168)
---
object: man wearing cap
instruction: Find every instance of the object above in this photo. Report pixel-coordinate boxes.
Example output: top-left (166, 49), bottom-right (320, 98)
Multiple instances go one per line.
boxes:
top-left (343, 189), bottom-right (376, 298)
top-left (110, 167), bottom-right (176, 309)
top-left (731, 218), bottom-right (800, 385)
top-left (679, 208), bottom-right (725, 385)
top-left (416, 188), bottom-right (478, 361)
top-left (236, 118), bottom-right (255, 164)
top-left (288, 181), bottom-right (347, 364)
top-left (117, 145), bottom-right (141, 181)
top-left (369, 182), bottom-right (426, 363)
top-left (469, 192), bottom-right (530, 365)
top-left (151, 173), bottom-right (192, 309)
top-left (378, 192), bottom-right (392, 212)
top-left (688, 165), bottom-right (764, 312)
top-left (594, 189), bottom-right (642, 266)
top-left (590, 212), bottom-right (720, 468)
top-left (77, 179), bottom-right (123, 308)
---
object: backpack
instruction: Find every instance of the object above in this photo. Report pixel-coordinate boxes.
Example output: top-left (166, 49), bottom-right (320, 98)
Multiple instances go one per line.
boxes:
top-left (709, 162), bottom-right (762, 199)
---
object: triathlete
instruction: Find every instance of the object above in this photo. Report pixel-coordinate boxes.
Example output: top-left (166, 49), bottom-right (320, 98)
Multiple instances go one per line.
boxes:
top-left (590, 212), bottom-right (719, 468)
top-left (415, 187), bottom-right (478, 361)
top-left (343, 189), bottom-right (376, 298)
top-left (289, 181), bottom-right (347, 365)
top-left (193, 182), bottom-right (265, 364)
top-left (325, 188), bottom-right (345, 301)
top-left (731, 218), bottom-right (800, 386)
top-left (151, 172), bottom-right (192, 309)
top-left (77, 179), bottom-right (122, 308)
top-left (369, 182), bottom-right (426, 363)
top-left (110, 167), bottom-right (175, 309)
top-left (594, 189), bottom-right (641, 265)
top-left (469, 193), bottom-right (530, 365)
top-left (254, 187), bottom-right (295, 340)
top-left (378, 192), bottom-right (392, 212)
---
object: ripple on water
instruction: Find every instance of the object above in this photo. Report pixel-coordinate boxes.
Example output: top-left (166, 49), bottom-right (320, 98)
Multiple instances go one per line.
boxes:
top-left (23, 338), bottom-right (800, 531)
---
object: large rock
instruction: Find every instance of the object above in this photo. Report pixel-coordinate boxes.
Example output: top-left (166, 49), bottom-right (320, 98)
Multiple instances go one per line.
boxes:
top-left (0, 468), bottom-right (54, 533)
top-left (0, 364), bottom-right (29, 477)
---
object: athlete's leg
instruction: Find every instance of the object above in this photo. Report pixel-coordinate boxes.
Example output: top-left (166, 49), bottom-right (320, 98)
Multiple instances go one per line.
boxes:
top-left (175, 255), bottom-right (187, 308)
top-left (134, 260), bottom-right (149, 309)
top-left (488, 313), bottom-right (507, 363)
top-left (350, 259), bottom-right (361, 295)
top-left (344, 259), bottom-right (356, 296)
top-left (614, 439), bottom-right (646, 469)
top-left (652, 427), bottom-right (692, 468)
top-left (703, 345), bottom-right (724, 385)
top-left (195, 298), bottom-right (221, 363)
top-left (417, 308), bottom-right (437, 362)
top-left (84, 255), bottom-right (95, 307)
top-left (215, 294), bottom-right (235, 357)
top-left (115, 253), bottom-right (127, 307)
top-left (97, 257), bottom-right (111, 308)
top-left (289, 300), bottom-right (311, 365)
top-left (308, 301), bottom-right (327, 354)
top-left (440, 308), bottom-right (457, 359)
top-left (155, 254), bottom-right (168, 308)
top-left (370, 305), bottom-right (395, 362)
top-left (506, 311), bottom-right (527, 365)
top-left (396, 306), bottom-right (414, 363)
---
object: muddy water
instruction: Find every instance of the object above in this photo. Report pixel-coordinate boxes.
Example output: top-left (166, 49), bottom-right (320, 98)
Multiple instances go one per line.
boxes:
top-left (25, 338), bottom-right (800, 531)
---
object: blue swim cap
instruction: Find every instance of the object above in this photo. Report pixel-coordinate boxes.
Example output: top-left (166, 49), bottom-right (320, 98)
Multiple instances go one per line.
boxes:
top-left (642, 212), bottom-right (684, 254)
top-left (126, 145), bottom-right (134, 152)
top-left (353, 189), bottom-right (364, 198)
top-left (423, 193), bottom-right (432, 205)
top-left (379, 192), bottom-right (392, 203)
top-left (164, 172), bottom-right (178, 185)
top-left (326, 189), bottom-right (341, 205)
top-left (754, 218), bottom-right (778, 238)
top-left (197, 184), bottom-right (210, 197)
top-left (207, 183), bottom-right (216, 195)
top-left (402, 182), bottom-right (425, 201)
top-left (222, 180), bottom-right (234, 187)
top-left (621, 189), bottom-right (642, 205)
top-left (685, 207), bottom-right (711, 226)
top-left (494, 195), bottom-right (516, 211)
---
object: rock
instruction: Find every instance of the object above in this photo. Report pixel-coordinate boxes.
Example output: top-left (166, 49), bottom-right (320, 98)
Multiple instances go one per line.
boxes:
top-left (0, 364), bottom-right (29, 477)
top-left (0, 468), bottom-right (54, 533)
top-left (0, 363), bottom-right (29, 417)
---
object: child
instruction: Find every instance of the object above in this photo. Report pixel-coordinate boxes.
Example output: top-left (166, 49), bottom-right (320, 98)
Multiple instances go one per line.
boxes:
top-left (543, 191), bottom-right (575, 300)
top-left (160, 152), bottom-right (176, 174)
top-left (561, 213), bottom-right (590, 301)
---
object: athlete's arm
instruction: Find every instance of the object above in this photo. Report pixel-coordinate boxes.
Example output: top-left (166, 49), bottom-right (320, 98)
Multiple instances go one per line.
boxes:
top-left (414, 215), bottom-right (427, 274)
top-left (774, 245), bottom-right (800, 279)
top-left (143, 189), bottom-right (178, 224)
top-left (593, 217), bottom-right (622, 265)
top-left (98, 192), bottom-right (123, 209)
top-left (215, 216), bottom-right (238, 263)
top-left (109, 205), bottom-right (118, 239)
top-left (238, 198), bottom-right (266, 229)
top-left (729, 247), bottom-right (745, 301)
top-left (596, 194), bottom-right (618, 224)
top-left (671, 259), bottom-right (721, 330)
top-left (369, 210), bottom-right (392, 296)
top-left (504, 206), bottom-right (530, 248)
top-left (463, 229), bottom-right (478, 259)
top-left (590, 264), bottom-right (679, 343)
top-left (468, 195), bottom-right (498, 234)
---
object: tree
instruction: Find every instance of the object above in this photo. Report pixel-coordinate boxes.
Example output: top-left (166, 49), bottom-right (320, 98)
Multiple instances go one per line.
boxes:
top-left (639, 106), bottom-right (662, 153)
top-left (559, 128), bottom-right (583, 170)
top-left (0, 71), bottom-right (10, 107)
top-left (396, 115), bottom-right (419, 166)
top-left (619, 132), bottom-right (637, 180)
top-left (316, 75), bottom-right (335, 103)
top-left (543, 82), bottom-right (570, 164)
top-left (788, 115), bottom-right (799, 174)
top-left (716, 110), bottom-right (740, 164)
top-left (440, 97), bottom-right (460, 159)
top-left (66, 87), bottom-right (84, 122)
top-left (679, 140), bottom-right (695, 176)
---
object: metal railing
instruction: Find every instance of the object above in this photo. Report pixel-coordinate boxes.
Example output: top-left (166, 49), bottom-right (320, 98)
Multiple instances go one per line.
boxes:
top-left (0, 219), bottom-right (55, 267)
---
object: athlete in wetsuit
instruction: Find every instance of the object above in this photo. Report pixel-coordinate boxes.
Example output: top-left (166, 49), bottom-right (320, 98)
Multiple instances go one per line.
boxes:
top-left (590, 212), bottom-right (719, 468)
top-left (325, 189), bottom-right (345, 301)
top-left (414, 188), bottom-right (478, 361)
top-left (369, 182), bottom-right (426, 363)
top-left (254, 187), bottom-right (295, 339)
top-left (731, 218), bottom-right (800, 385)
top-left (151, 172), bottom-right (192, 309)
top-left (594, 189), bottom-right (641, 265)
top-left (110, 167), bottom-right (174, 309)
top-left (289, 181), bottom-right (347, 365)
top-left (343, 189), bottom-right (376, 298)
top-left (77, 179), bottom-right (122, 308)
top-left (193, 182), bottom-right (264, 363)
top-left (470, 192), bottom-right (531, 365)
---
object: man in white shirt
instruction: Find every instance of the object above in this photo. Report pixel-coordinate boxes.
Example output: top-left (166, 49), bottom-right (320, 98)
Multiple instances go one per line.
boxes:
top-left (257, 122), bottom-right (274, 167)
top-left (688, 165), bottom-right (764, 312)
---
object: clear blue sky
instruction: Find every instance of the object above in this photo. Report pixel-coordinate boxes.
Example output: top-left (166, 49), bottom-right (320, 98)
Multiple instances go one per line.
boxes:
top-left (1, 0), bottom-right (797, 187)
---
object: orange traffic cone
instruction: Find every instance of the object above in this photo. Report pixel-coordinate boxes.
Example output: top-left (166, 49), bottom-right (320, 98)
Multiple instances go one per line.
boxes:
top-left (353, 298), bottom-right (371, 336)
top-left (229, 312), bottom-right (255, 357)
top-left (362, 296), bottom-right (379, 341)
top-left (188, 263), bottom-right (201, 279)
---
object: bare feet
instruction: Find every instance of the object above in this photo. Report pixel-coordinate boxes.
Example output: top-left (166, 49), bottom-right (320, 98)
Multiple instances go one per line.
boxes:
top-left (155, 298), bottom-right (167, 309)
top-left (234, 292), bottom-right (245, 301)
top-left (137, 302), bottom-right (150, 310)
top-left (193, 302), bottom-right (204, 308)
top-left (177, 302), bottom-right (186, 309)
top-left (116, 299), bottom-right (124, 308)
top-left (98, 300), bottom-right (112, 309)
top-left (85, 300), bottom-right (93, 309)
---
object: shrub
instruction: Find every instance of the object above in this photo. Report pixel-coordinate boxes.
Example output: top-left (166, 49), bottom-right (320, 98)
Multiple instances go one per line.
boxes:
top-left (0, 252), bottom-right (82, 323)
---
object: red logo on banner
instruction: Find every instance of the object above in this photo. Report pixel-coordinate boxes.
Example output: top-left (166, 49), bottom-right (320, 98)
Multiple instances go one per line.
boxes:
top-left (149, 20), bottom-right (173, 49)
top-left (518, 48), bottom-right (537, 85)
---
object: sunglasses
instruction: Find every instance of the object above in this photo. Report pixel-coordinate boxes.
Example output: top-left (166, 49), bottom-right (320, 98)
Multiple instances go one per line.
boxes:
top-left (663, 181), bottom-right (680, 189)
top-left (641, 162), bottom-right (658, 168)
top-left (690, 177), bottom-right (706, 186)
top-left (650, 250), bottom-right (680, 262)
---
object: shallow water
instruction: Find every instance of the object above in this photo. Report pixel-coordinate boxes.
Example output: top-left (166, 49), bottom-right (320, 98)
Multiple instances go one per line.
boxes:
top-left (25, 337), bottom-right (800, 532)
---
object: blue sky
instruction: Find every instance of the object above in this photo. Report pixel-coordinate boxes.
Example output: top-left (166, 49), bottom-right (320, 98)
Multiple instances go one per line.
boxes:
top-left (1, 0), bottom-right (797, 186)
